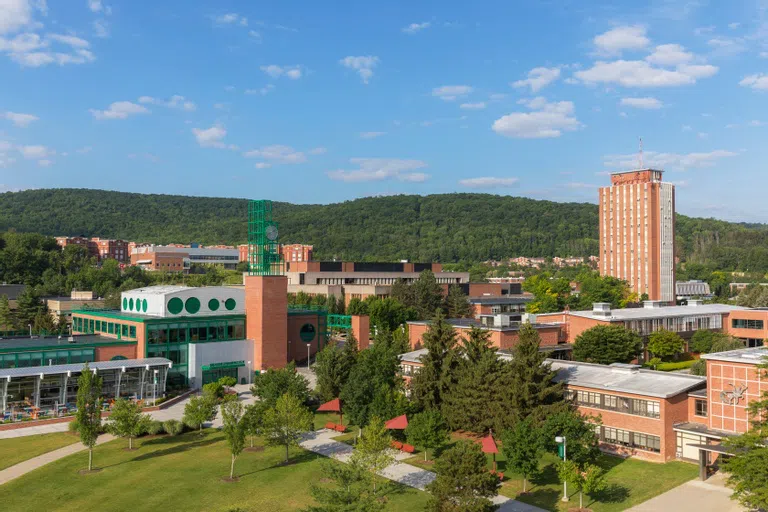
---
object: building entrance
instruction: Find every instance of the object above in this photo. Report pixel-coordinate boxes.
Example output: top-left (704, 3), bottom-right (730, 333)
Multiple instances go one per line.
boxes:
top-left (202, 367), bottom-right (239, 386)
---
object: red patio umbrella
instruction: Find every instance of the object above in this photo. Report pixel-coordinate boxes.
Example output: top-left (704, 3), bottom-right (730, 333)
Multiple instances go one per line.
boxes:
top-left (317, 398), bottom-right (343, 424)
top-left (384, 414), bottom-right (409, 430)
top-left (481, 430), bottom-right (499, 472)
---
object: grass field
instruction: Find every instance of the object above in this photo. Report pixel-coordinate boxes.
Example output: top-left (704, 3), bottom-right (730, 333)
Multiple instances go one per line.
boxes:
top-left (0, 432), bottom-right (79, 471)
top-left (0, 430), bottom-right (429, 512)
top-left (404, 433), bottom-right (698, 512)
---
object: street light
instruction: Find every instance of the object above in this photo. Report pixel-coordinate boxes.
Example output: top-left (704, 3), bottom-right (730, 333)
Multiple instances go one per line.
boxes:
top-left (555, 436), bottom-right (568, 502)
top-left (153, 369), bottom-right (159, 405)
top-left (247, 361), bottom-right (252, 385)
top-left (306, 343), bottom-right (311, 370)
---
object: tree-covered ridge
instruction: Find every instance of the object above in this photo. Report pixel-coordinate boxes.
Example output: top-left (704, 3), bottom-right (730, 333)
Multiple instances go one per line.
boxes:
top-left (2, 188), bottom-right (768, 269)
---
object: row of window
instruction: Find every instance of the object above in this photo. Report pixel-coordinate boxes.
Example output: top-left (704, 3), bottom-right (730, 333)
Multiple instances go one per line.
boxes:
top-left (599, 426), bottom-right (661, 453)
top-left (73, 317), bottom-right (137, 339)
top-left (0, 349), bottom-right (95, 369)
top-left (146, 320), bottom-right (246, 345)
top-left (567, 389), bottom-right (661, 419)
top-left (731, 319), bottom-right (764, 330)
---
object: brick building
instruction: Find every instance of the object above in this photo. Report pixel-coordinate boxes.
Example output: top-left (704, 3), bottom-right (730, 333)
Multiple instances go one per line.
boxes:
top-left (55, 236), bottom-right (130, 263)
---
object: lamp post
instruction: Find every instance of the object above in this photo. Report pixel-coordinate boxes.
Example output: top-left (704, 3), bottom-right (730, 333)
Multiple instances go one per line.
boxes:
top-left (28, 324), bottom-right (32, 338)
top-left (153, 369), bottom-right (158, 405)
top-left (247, 361), bottom-right (252, 385)
top-left (555, 436), bottom-right (568, 502)
top-left (306, 343), bottom-right (311, 370)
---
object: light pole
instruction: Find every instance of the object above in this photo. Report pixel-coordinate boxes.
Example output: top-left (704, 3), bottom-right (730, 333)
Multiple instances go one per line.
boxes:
top-left (306, 343), bottom-right (311, 369)
top-left (555, 436), bottom-right (568, 502)
top-left (153, 369), bottom-right (158, 405)
top-left (28, 324), bottom-right (32, 338)
top-left (247, 361), bottom-right (252, 385)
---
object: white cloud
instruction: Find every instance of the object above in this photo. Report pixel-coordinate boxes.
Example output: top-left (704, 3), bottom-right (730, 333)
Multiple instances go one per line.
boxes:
top-left (360, 131), bottom-right (386, 139)
top-left (459, 177), bottom-right (519, 188)
top-left (0, 31), bottom-right (96, 67)
top-left (761, 52), bottom-right (768, 58)
top-left (620, 97), bottom-right (663, 109)
top-left (512, 67), bottom-right (561, 92)
top-left (76, 146), bottom-right (92, 154)
top-left (19, 144), bottom-right (53, 159)
top-left (603, 149), bottom-right (738, 170)
top-left (192, 124), bottom-right (235, 149)
top-left (402, 22), bottom-right (430, 34)
top-left (3, 111), bottom-right (38, 126)
top-left (489, 93), bottom-right (507, 101)
top-left (749, 120), bottom-right (764, 127)
top-left (89, 101), bottom-right (149, 120)
top-left (492, 97), bottom-right (581, 139)
top-left (574, 59), bottom-right (717, 87)
top-left (432, 85), bottom-right (473, 101)
top-left (92, 20), bottom-right (108, 38)
top-left (224, 85), bottom-right (235, 92)
top-left (211, 13), bottom-right (247, 26)
top-left (645, 44), bottom-right (693, 66)
top-left (260, 64), bottom-right (302, 80)
top-left (254, 162), bottom-right (271, 169)
top-left (460, 102), bottom-right (486, 110)
top-left (245, 84), bottom-right (274, 95)
top-left (242, 145), bottom-right (306, 164)
top-left (339, 55), bottom-right (379, 84)
top-left (308, 147), bottom-right (327, 155)
top-left (698, 132), bottom-right (709, 139)
top-left (707, 36), bottom-right (747, 56)
top-left (47, 33), bottom-right (89, 48)
top-left (681, 124), bottom-right (692, 131)
top-left (87, 0), bottom-right (109, 14)
top-left (37, 158), bottom-right (51, 167)
top-left (740, 73), bottom-right (768, 90)
top-left (138, 95), bottom-right (196, 111)
top-left (327, 158), bottom-right (429, 182)
top-left (0, 0), bottom-right (35, 34)
top-left (593, 25), bottom-right (649, 55)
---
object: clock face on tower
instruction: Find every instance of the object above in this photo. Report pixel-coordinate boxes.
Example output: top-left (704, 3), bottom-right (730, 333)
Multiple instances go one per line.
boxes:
top-left (265, 224), bottom-right (278, 241)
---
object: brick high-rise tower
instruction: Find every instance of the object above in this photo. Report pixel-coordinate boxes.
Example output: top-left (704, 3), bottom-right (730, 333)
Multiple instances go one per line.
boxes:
top-left (599, 169), bottom-right (675, 303)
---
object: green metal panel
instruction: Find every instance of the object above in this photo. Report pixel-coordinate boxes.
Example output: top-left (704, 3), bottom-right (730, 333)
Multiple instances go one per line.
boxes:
top-left (327, 314), bottom-right (352, 329)
top-left (247, 199), bottom-right (283, 276)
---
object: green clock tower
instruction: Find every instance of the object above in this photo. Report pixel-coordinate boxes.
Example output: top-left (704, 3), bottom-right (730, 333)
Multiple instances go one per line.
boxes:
top-left (247, 200), bottom-right (283, 276)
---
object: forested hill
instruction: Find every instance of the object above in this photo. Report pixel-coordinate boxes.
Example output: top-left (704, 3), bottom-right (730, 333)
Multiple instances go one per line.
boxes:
top-left (1, 188), bottom-right (768, 268)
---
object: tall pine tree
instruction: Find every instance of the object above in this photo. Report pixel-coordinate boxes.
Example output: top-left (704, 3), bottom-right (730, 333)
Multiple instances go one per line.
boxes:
top-left (409, 311), bottom-right (459, 412)
top-left (445, 284), bottom-right (473, 318)
top-left (0, 295), bottom-right (16, 331)
top-left (506, 322), bottom-right (566, 423)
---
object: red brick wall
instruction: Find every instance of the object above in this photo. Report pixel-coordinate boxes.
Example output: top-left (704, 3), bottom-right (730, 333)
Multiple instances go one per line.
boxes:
top-left (724, 310), bottom-right (768, 340)
top-left (351, 315), bottom-right (370, 350)
top-left (287, 314), bottom-right (320, 363)
top-left (707, 359), bottom-right (768, 433)
top-left (687, 395), bottom-right (708, 426)
top-left (246, 276), bottom-right (288, 370)
top-left (95, 344), bottom-right (137, 361)
top-left (408, 322), bottom-right (561, 351)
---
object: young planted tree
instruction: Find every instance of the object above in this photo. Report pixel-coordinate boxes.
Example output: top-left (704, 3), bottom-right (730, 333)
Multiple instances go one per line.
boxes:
top-left (221, 399), bottom-right (246, 480)
top-left (647, 329), bottom-right (685, 360)
top-left (251, 362), bottom-right (311, 406)
top-left (183, 394), bottom-right (217, 434)
top-left (218, 376), bottom-right (238, 389)
top-left (107, 398), bottom-right (151, 450)
top-left (242, 402), bottom-right (265, 449)
top-left (76, 362), bottom-right (103, 472)
top-left (501, 416), bottom-right (543, 493)
top-left (264, 393), bottom-right (314, 463)
top-left (409, 311), bottom-right (459, 412)
top-left (573, 325), bottom-right (643, 365)
top-left (542, 410), bottom-right (601, 467)
top-left (305, 460), bottom-right (383, 512)
top-left (558, 461), bottom-right (606, 510)
top-left (426, 440), bottom-right (500, 512)
top-left (405, 410), bottom-right (450, 461)
top-left (350, 416), bottom-right (394, 493)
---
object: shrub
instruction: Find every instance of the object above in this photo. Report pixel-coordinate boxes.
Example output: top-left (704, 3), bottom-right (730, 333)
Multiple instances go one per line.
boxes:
top-left (68, 419), bottom-right (80, 433)
top-left (690, 359), bottom-right (707, 376)
top-left (146, 420), bottom-right (164, 435)
top-left (218, 376), bottom-right (238, 388)
top-left (655, 360), bottom-right (695, 371)
top-left (163, 419), bottom-right (184, 436)
top-left (202, 381), bottom-right (225, 401)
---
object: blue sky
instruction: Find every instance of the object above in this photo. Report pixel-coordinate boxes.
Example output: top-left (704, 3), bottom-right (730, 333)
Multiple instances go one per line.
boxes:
top-left (1, 0), bottom-right (768, 222)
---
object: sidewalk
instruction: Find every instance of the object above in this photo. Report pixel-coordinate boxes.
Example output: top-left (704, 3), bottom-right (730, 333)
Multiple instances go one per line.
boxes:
top-left (299, 428), bottom-right (545, 512)
top-left (627, 472), bottom-right (743, 512)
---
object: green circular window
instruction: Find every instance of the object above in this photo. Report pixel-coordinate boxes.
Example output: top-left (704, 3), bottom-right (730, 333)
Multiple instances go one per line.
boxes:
top-left (142, 299), bottom-right (148, 313)
top-left (111, 355), bottom-right (128, 361)
top-left (168, 297), bottom-right (183, 315)
top-left (299, 323), bottom-right (316, 343)
top-left (128, 298), bottom-right (134, 311)
top-left (122, 297), bottom-right (128, 310)
top-left (208, 298), bottom-right (220, 311)
top-left (185, 297), bottom-right (201, 314)
top-left (225, 298), bottom-right (236, 311)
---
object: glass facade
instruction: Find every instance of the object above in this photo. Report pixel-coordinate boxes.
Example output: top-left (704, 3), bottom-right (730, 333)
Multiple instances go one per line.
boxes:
top-left (622, 314), bottom-right (723, 336)
top-left (72, 316), bottom-right (138, 341)
top-left (732, 318), bottom-right (764, 330)
top-left (567, 389), bottom-right (661, 419)
top-left (597, 425), bottom-right (661, 453)
top-left (0, 349), bottom-right (95, 369)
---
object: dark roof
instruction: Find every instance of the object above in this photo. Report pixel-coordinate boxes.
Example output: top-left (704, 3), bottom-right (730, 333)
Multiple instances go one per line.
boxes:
top-left (0, 334), bottom-right (134, 352)
top-left (673, 422), bottom-right (735, 439)
top-left (0, 357), bottom-right (172, 379)
top-left (0, 284), bottom-right (26, 300)
top-left (467, 296), bottom-right (531, 305)
top-left (407, 318), bottom-right (561, 332)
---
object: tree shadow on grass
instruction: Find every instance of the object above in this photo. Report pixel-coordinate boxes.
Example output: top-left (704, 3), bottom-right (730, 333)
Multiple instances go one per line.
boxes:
top-left (588, 483), bottom-right (631, 506)
top-left (517, 487), bottom-right (562, 511)
top-left (531, 462), bottom-right (559, 486)
top-left (236, 449), bottom-right (318, 478)
top-left (124, 437), bottom-right (220, 464)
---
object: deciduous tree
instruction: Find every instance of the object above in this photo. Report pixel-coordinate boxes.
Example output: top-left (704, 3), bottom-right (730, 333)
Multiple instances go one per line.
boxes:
top-left (306, 460), bottom-right (383, 512)
top-left (107, 398), bottom-right (150, 450)
top-left (501, 417), bottom-right (543, 493)
top-left (647, 329), bottom-right (685, 360)
top-left (251, 362), bottom-right (310, 406)
top-left (221, 399), bottom-right (246, 480)
top-left (573, 325), bottom-right (643, 365)
top-left (76, 362), bottom-right (103, 472)
top-left (264, 393), bottom-right (314, 463)
top-left (350, 416), bottom-right (394, 493)
top-left (183, 394), bottom-right (217, 434)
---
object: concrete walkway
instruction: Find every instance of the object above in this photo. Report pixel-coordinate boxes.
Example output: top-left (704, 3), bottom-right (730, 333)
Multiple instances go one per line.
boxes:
top-left (300, 428), bottom-right (545, 512)
top-left (0, 433), bottom-right (115, 485)
top-left (627, 472), bottom-right (743, 512)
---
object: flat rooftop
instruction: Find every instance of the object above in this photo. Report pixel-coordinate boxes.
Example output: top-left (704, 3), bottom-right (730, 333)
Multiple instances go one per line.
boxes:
top-left (72, 308), bottom-right (245, 322)
top-left (549, 360), bottom-right (706, 398)
top-left (701, 346), bottom-right (768, 364)
top-left (407, 318), bottom-right (561, 332)
top-left (0, 334), bottom-right (134, 352)
top-left (568, 303), bottom-right (746, 322)
top-left (467, 296), bottom-right (531, 305)
top-left (0, 357), bottom-right (172, 379)
top-left (400, 348), bottom-right (428, 364)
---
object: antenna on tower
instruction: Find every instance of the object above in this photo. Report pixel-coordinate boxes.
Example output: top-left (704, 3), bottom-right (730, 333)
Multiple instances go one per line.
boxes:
top-left (638, 137), bottom-right (644, 169)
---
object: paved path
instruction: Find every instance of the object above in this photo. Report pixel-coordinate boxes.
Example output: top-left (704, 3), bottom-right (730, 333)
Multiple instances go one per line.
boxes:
top-left (627, 472), bottom-right (743, 512)
top-left (0, 433), bottom-right (115, 485)
top-left (299, 429), bottom-right (545, 512)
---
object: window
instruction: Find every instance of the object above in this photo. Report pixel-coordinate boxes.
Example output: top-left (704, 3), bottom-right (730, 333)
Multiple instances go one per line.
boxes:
top-left (732, 318), bottom-right (764, 330)
top-left (695, 399), bottom-right (707, 417)
top-left (632, 432), bottom-right (661, 453)
top-left (129, 326), bottom-right (136, 338)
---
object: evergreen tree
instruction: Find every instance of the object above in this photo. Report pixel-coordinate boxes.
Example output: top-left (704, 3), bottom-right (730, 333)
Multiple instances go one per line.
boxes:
top-left (573, 325), bottom-right (643, 365)
top-left (506, 322), bottom-right (566, 423)
top-left (409, 311), bottom-right (459, 412)
top-left (15, 287), bottom-right (45, 331)
top-left (390, 278), bottom-right (415, 309)
top-left (350, 416), bottom-right (394, 493)
top-left (76, 363), bottom-right (103, 472)
top-left (444, 284), bottom-right (472, 318)
top-left (405, 410), bottom-right (450, 461)
top-left (346, 298), bottom-right (368, 316)
top-left (501, 417), bottom-right (543, 493)
top-left (426, 440), bottom-right (500, 512)
top-left (221, 399), bottom-right (246, 480)
top-left (263, 393), bottom-right (314, 463)
top-left (0, 295), bottom-right (15, 331)
top-left (412, 270), bottom-right (444, 320)
top-left (314, 338), bottom-right (357, 402)
top-left (106, 398), bottom-right (150, 450)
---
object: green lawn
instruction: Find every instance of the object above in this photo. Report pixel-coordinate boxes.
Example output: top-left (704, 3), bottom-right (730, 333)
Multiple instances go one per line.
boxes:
top-left (0, 432), bottom-right (80, 471)
top-left (405, 434), bottom-right (698, 512)
top-left (0, 430), bottom-right (429, 512)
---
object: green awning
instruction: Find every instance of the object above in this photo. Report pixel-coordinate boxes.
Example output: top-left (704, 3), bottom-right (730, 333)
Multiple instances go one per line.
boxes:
top-left (201, 360), bottom-right (245, 371)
